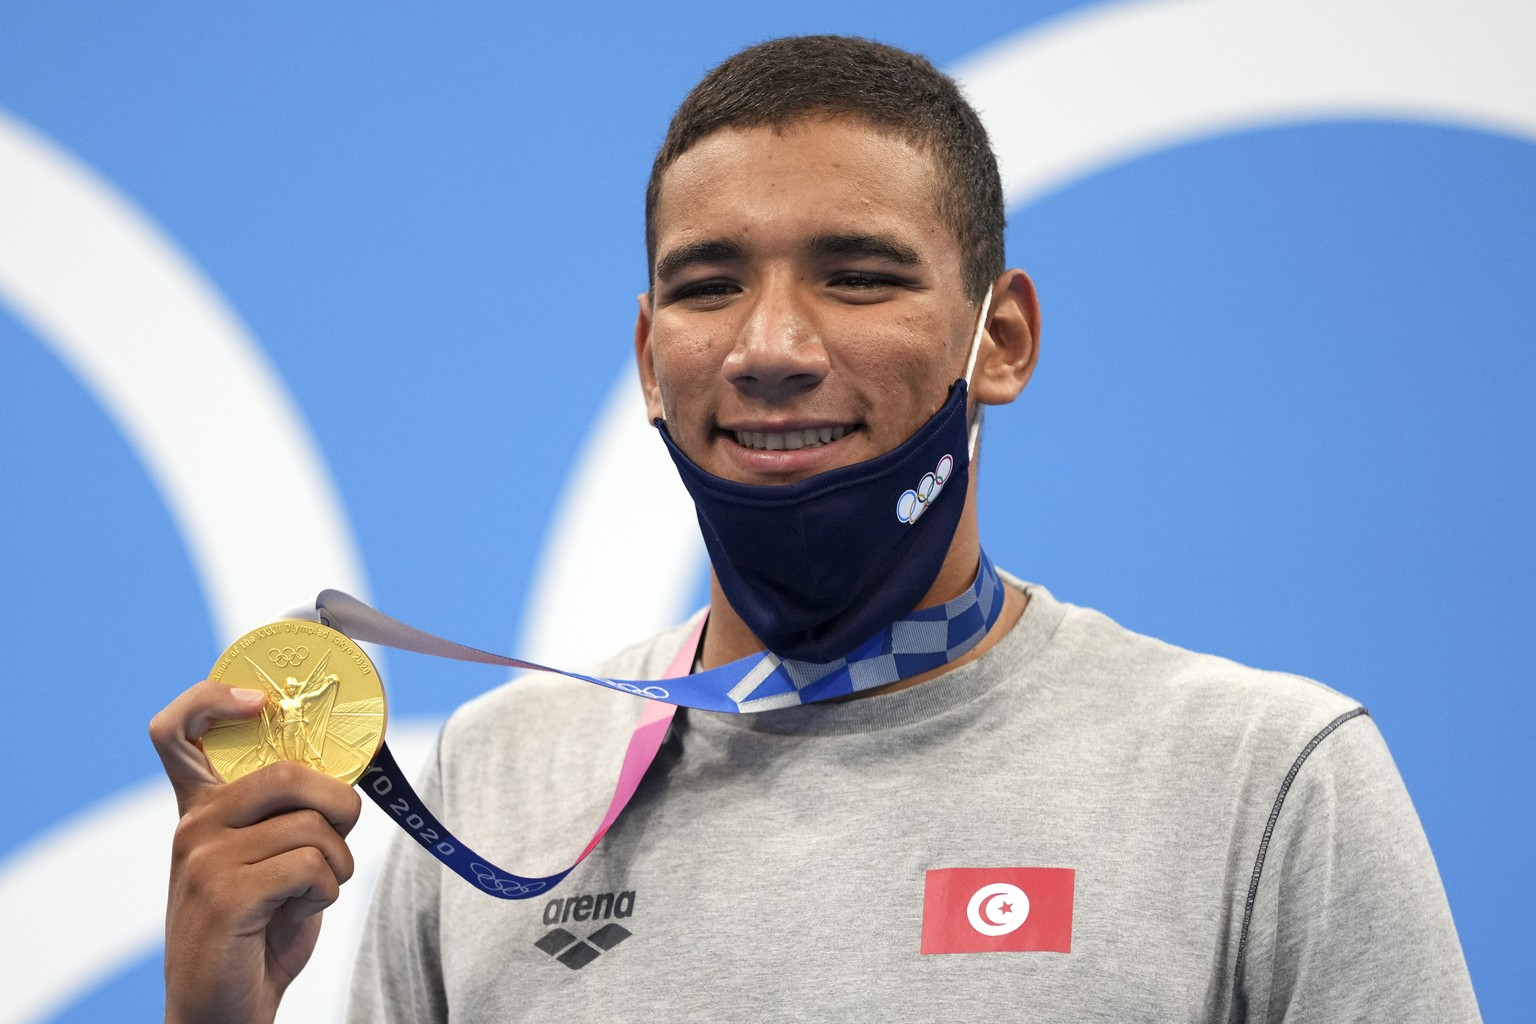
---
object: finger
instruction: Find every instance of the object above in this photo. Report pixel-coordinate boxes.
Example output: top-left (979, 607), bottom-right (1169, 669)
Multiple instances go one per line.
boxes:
top-left (226, 807), bottom-right (358, 885)
top-left (150, 679), bottom-right (270, 796)
top-left (255, 847), bottom-right (344, 924)
top-left (219, 760), bottom-right (364, 837)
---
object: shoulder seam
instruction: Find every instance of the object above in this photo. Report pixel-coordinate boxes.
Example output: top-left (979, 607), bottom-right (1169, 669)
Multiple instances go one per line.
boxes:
top-left (1229, 705), bottom-right (1370, 1019)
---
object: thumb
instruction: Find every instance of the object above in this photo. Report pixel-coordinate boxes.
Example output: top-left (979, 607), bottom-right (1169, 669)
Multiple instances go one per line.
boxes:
top-left (149, 678), bottom-right (269, 813)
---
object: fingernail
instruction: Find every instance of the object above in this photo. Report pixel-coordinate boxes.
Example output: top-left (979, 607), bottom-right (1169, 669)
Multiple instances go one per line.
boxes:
top-left (231, 687), bottom-right (266, 704)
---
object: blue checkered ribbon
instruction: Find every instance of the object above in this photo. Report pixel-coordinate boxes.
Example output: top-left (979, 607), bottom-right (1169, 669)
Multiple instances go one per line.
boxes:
top-left (720, 553), bottom-right (1004, 711)
top-left (313, 552), bottom-right (1005, 714)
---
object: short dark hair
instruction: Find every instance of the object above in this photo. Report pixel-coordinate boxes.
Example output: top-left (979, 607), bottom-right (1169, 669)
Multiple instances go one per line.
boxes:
top-left (645, 35), bottom-right (1005, 303)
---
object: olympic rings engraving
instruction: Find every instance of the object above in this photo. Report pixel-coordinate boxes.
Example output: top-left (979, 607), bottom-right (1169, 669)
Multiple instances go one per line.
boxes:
top-left (267, 646), bottom-right (309, 667)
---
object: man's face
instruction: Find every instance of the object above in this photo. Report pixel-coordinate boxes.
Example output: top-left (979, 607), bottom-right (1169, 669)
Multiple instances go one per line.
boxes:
top-left (639, 116), bottom-right (983, 486)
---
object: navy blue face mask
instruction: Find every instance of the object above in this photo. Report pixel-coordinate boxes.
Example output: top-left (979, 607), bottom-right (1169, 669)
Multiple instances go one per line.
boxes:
top-left (655, 294), bottom-right (991, 663)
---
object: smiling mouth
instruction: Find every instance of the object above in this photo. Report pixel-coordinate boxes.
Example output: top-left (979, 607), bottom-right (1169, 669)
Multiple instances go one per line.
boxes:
top-left (733, 425), bottom-right (851, 451)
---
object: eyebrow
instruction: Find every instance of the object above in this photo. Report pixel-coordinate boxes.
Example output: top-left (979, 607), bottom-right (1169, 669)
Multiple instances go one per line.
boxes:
top-left (652, 232), bottom-right (924, 284)
top-left (809, 233), bottom-right (923, 267)
top-left (654, 239), bottom-right (745, 283)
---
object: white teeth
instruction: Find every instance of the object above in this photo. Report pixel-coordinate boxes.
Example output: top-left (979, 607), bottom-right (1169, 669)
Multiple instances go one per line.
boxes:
top-left (734, 425), bottom-right (852, 451)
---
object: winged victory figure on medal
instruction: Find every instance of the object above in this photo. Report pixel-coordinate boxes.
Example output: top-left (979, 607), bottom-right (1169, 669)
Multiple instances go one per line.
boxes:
top-left (202, 646), bottom-right (384, 781)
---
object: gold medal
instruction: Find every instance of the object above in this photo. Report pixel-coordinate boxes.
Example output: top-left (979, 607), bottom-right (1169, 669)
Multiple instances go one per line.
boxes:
top-left (203, 620), bottom-right (386, 785)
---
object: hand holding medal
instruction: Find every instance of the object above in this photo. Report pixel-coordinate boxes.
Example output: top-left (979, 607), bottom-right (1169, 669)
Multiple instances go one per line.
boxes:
top-left (150, 639), bottom-right (367, 1024)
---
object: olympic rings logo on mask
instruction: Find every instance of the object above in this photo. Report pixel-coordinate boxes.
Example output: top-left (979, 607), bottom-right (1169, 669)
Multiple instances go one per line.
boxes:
top-left (896, 453), bottom-right (955, 524)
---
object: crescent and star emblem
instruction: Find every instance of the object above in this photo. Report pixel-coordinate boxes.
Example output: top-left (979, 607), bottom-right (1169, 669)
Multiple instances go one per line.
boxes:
top-left (966, 882), bottom-right (1030, 937)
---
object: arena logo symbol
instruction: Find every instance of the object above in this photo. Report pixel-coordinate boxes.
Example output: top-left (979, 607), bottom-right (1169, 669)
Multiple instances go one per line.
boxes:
top-left (2, 0), bottom-right (1535, 1019)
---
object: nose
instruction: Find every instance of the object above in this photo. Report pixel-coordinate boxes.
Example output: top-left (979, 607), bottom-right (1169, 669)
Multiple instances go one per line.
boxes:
top-left (721, 275), bottom-right (829, 402)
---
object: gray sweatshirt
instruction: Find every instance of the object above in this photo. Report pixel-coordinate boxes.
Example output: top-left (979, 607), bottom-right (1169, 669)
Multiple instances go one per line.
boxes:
top-left (348, 578), bottom-right (1479, 1022)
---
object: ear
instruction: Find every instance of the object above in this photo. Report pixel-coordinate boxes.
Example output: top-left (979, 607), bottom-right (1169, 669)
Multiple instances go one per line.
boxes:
top-left (972, 269), bottom-right (1041, 407)
top-left (634, 292), bottom-right (666, 422)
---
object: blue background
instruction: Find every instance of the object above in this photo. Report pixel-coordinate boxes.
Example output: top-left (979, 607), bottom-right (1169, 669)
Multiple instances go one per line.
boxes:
top-left (1, 2), bottom-right (1530, 1020)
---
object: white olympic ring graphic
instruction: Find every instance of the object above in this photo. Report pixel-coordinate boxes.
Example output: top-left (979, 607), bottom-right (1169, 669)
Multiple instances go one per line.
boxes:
top-left (470, 863), bottom-right (548, 898)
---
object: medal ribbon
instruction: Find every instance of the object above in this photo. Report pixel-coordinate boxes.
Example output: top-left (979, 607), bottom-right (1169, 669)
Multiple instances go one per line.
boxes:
top-left (331, 552), bottom-right (1003, 899)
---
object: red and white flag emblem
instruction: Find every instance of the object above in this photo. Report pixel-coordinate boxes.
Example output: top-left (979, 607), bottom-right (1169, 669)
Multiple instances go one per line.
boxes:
top-left (920, 867), bottom-right (1075, 954)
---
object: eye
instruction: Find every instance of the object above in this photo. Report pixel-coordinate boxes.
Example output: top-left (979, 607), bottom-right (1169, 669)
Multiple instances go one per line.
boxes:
top-left (826, 271), bottom-right (908, 303)
top-left (829, 272), bottom-right (897, 290)
top-left (668, 278), bottom-right (740, 304)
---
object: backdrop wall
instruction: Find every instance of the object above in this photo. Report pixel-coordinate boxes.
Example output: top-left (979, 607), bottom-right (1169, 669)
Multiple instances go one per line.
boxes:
top-left (1, 2), bottom-right (1530, 1021)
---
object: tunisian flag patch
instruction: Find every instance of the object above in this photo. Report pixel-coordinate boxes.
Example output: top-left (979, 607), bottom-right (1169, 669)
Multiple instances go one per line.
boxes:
top-left (920, 867), bottom-right (1075, 955)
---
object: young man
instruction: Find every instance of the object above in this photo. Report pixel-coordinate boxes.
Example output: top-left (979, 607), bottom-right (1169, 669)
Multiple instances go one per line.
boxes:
top-left (152, 36), bottom-right (1479, 1023)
